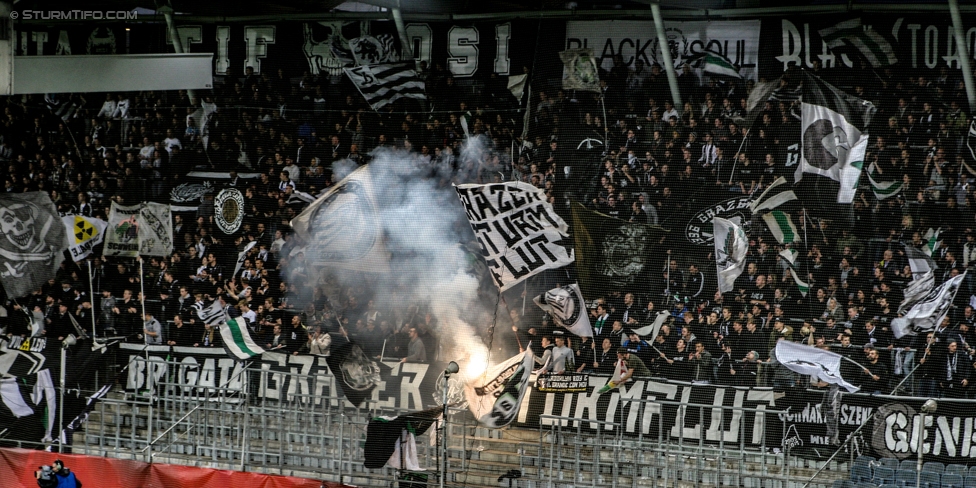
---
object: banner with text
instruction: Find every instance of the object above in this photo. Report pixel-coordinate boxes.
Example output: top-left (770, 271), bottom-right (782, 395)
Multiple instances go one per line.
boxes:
top-left (456, 182), bottom-right (574, 292)
top-left (565, 20), bottom-right (761, 80)
top-left (759, 15), bottom-right (976, 78)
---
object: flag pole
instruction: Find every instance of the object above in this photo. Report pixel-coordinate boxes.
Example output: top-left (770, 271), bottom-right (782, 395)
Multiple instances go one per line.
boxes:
top-left (239, 359), bottom-right (251, 471)
top-left (139, 257), bottom-right (146, 325)
top-left (88, 260), bottom-right (97, 341)
top-left (727, 129), bottom-right (751, 186)
top-left (800, 351), bottom-right (925, 488)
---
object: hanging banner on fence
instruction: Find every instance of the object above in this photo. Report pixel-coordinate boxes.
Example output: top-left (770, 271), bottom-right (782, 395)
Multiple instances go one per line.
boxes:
top-left (107, 341), bottom-right (976, 464)
top-left (455, 182), bottom-right (574, 292)
top-left (759, 15), bottom-right (976, 77)
top-left (536, 373), bottom-right (589, 392)
top-left (565, 20), bottom-right (761, 80)
top-left (118, 343), bottom-right (445, 411)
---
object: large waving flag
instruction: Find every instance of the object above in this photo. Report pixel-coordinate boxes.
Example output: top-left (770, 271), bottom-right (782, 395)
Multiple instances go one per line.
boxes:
top-left (220, 317), bottom-right (265, 360)
top-left (0, 192), bottom-right (68, 299)
top-left (702, 51), bottom-right (741, 79)
top-left (775, 340), bottom-right (859, 392)
top-left (344, 63), bottom-right (425, 111)
top-left (818, 18), bottom-right (897, 68)
top-left (291, 165), bottom-right (391, 274)
top-left (464, 348), bottom-right (534, 428)
top-left (796, 72), bottom-right (876, 204)
top-left (892, 272), bottom-right (966, 339)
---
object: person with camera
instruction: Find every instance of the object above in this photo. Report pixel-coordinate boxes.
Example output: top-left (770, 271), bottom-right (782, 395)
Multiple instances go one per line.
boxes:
top-left (35, 465), bottom-right (57, 488)
top-left (52, 460), bottom-right (82, 488)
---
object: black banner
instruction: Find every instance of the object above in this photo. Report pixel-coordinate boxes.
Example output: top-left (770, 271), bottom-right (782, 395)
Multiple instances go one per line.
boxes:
top-left (120, 343), bottom-right (445, 411)
top-left (15, 20), bottom-right (539, 81)
top-left (778, 389), bottom-right (976, 464)
top-left (758, 15), bottom-right (976, 79)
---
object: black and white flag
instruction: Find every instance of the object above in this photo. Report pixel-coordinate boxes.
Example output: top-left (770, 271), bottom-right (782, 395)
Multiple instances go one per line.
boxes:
top-left (233, 240), bottom-right (258, 278)
top-left (326, 342), bottom-right (383, 407)
top-left (775, 341), bottom-right (859, 392)
top-left (0, 192), bottom-right (68, 298)
top-left (290, 165), bottom-right (391, 274)
top-left (899, 270), bottom-right (935, 314)
top-left (464, 348), bottom-right (534, 428)
top-left (818, 18), bottom-right (897, 68)
top-left (713, 216), bottom-right (748, 293)
top-left (533, 284), bottom-right (592, 338)
top-left (796, 72), bottom-right (876, 203)
top-left (456, 182), bottom-right (574, 292)
top-left (344, 62), bottom-right (425, 111)
top-left (892, 272), bottom-right (966, 339)
top-left (194, 300), bottom-right (226, 326)
top-left (348, 34), bottom-right (398, 66)
top-left (363, 407), bottom-right (441, 469)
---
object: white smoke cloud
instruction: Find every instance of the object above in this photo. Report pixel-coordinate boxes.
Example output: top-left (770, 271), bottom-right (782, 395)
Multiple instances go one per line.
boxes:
top-left (297, 136), bottom-right (512, 377)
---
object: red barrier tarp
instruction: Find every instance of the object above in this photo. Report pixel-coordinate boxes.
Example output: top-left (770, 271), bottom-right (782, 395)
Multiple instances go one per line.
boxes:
top-left (0, 447), bottom-right (347, 488)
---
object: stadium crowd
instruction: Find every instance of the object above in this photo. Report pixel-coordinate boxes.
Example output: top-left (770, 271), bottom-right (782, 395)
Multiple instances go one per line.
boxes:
top-left (0, 57), bottom-right (974, 399)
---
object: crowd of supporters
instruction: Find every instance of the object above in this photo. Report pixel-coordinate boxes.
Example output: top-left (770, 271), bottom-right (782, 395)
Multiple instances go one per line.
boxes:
top-left (0, 56), bottom-right (974, 399)
top-left (514, 59), bottom-right (976, 399)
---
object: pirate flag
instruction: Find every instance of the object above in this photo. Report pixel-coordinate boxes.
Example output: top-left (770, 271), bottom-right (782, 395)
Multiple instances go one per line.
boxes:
top-left (0, 193), bottom-right (68, 299)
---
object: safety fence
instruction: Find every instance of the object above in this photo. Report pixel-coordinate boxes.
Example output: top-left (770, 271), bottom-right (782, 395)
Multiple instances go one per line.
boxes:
top-left (8, 358), bottom-right (895, 488)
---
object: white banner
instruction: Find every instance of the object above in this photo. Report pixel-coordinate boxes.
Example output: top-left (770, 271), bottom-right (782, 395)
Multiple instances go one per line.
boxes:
top-left (138, 202), bottom-right (173, 257)
top-left (455, 182), bottom-right (574, 292)
top-left (103, 202), bottom-right (173, 257)
top-left (61, 215), bottom-right (108, 262)
top-left (103, 203), bottom-right (141, 257)
top-left (565, 20), bottom-right (761, 80)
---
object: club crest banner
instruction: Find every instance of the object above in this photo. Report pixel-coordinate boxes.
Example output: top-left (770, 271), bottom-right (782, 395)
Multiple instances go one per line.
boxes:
top-left (214, 188), bottom-right (245, 235)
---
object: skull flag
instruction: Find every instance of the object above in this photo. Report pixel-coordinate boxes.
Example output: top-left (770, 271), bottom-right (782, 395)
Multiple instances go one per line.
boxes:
top-left (0, 192), bottom-right (68, 299)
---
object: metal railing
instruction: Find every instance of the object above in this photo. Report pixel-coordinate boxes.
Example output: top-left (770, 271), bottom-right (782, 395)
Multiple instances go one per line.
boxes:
top-left (61, 360), bottom-right (867, 488)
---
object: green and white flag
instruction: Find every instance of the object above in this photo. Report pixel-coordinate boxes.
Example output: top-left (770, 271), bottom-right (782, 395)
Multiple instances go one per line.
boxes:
top-left (750, 177), bottom-right (798, 213)
top-left (713, 216), bottom-right (748, 293)
top-left (922, 228), bottom-right (941, 257)
top-left (220, 317), bottom-right (265, 360)
top-left (818, 18), bottom-right (897, 68)
top-left (702, 51), bottom-right (741, 79)
top-left (796, 72), bottom-right (875, 204)
top-left (866, 163), bottom-right (903, 200)
top-left (789, 268), bottom-right (810, 297)
top-left (779, 248), bottom-right (799, 267)
top-left (762, 210), bottom-right (801, 245)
